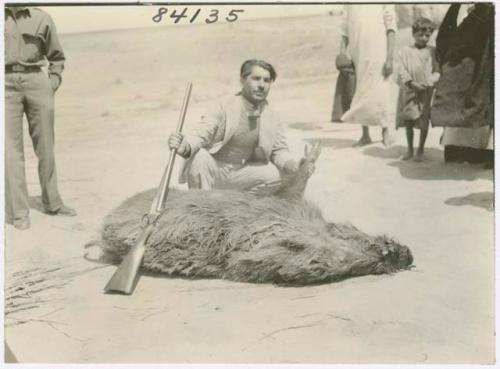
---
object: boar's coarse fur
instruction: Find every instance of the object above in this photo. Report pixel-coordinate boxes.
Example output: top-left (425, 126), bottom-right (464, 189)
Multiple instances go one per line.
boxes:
top-left (90, 143), bottom-right (413, 285)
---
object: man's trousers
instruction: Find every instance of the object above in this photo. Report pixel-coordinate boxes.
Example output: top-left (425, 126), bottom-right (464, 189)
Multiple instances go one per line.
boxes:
top-left (5, 71), bottom-right (63, 223)
top-left (186, 149), bottom-right (282, 195)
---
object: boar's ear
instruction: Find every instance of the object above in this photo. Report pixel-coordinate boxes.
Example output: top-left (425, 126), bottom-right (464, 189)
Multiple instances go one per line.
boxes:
top-left (303, 141), bottom-right (322, 163)
top-left (310, 142), bottom-right (322, 162)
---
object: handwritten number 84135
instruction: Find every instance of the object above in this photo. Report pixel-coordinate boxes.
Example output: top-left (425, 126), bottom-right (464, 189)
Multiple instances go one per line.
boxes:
top-left (152, 8), bottom-right (244, 24)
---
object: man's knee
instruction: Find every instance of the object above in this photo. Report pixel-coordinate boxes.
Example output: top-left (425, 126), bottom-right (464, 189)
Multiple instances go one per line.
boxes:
top-left (187, 149), bottom-right (217, 189)
top-left (245, 164), bottom-right (282, 195)
top-left (189, 149), bottom-right (213, 175)
top-left (257, 163), bottom-right (281, 185)
top-left (240, 163), bottom-right (281, 189)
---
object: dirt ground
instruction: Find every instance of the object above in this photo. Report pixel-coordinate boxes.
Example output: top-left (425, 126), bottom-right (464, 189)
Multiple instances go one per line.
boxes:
top-left (4, 13), bottom-right (495, 364)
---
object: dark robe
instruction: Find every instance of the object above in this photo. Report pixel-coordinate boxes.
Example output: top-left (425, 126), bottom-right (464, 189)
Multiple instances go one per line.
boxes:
top-left (430, 3), bottom-right (494, 129)
top-left (331, 54), bottom-right (356, 122)
top-left (331, 69), bottom-right (356, 122)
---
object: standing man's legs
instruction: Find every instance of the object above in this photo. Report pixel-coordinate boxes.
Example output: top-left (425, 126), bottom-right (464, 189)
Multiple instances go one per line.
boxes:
top-left (5, 73), bottom-right (30, 226)
top-left (24, 72), bottom-right (64, 212)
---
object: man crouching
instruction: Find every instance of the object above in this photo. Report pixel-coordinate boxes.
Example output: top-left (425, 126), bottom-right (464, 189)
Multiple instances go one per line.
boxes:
top-left (168, 59), bottom-right (312, 193)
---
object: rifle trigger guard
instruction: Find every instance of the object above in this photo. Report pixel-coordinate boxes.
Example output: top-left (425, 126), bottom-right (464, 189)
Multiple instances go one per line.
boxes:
top-left (141, 213), bottom-right (156, 228)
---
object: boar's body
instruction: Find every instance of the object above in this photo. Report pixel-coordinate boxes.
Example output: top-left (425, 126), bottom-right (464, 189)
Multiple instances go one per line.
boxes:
top-left (96, 188), bottom-right (413, 285)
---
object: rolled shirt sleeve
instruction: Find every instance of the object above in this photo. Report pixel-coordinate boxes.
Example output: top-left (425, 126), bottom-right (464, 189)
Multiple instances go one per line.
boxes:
top-left (43, 13), bottom-right (65, 81)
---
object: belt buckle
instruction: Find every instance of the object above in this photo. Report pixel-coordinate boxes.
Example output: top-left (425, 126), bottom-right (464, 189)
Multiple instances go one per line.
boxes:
top-left (11, 65), bottom-right (25, 72)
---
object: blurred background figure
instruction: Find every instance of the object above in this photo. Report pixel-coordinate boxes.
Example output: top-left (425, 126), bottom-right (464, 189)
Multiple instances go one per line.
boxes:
top-left (395, 4), bottom-right (448, 30)
top-left (430, 3), bottom-right (494, 169)
top-left (338, 4), bottom-right (398, 147)
top-left (330, 53), bottom-right (356, 122)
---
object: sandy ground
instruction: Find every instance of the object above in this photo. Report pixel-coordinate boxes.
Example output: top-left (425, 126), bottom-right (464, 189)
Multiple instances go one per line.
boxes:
top-left (4, 13), bottom-right (495, 364)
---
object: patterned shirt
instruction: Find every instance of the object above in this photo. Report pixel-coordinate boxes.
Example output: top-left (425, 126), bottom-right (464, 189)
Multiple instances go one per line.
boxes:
top-left (4, 7), bottom-right (65, 79)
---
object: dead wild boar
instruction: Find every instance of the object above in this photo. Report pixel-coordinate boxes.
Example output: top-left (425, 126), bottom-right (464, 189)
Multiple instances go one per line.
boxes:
top-left (88, 143), bottom-right (413, 285)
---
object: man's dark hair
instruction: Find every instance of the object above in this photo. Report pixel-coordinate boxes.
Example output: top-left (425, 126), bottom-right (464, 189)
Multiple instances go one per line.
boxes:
top-left (240, 59), bottom-right (277, 81)
top-left (412, 17), bottom-right (436, 34)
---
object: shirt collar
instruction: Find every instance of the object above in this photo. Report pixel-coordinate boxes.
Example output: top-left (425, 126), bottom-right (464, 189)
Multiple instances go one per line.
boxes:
top-left (241, 95), bottom-right (268, 117)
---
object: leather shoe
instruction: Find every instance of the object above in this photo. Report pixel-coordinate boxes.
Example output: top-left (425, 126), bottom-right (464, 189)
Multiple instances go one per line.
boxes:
top-left (13, 217), bottom-right (30, 230)
top-left (46, 204), bottom-right (77, 217)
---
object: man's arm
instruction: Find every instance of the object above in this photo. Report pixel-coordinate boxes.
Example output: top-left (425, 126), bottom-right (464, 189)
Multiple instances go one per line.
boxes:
top-left (340, 36), bottom-right (349, 56)
top-left (270, 123), bottom-right (294, 171)
top-left (43, 13), bottom-right (65, 90)
top-left (339, 7), bottom-right (349, 55)
top-left (171, 102), bottom-right (224, 159)
top-left (429, 46), bottom-right (441, 85)
top-left (382, 5), bottom-right (397, 78)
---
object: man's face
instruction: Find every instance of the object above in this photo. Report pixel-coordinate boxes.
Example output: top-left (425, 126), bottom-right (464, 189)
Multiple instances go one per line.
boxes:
top-left (240, 65), bottom-right (272, 105)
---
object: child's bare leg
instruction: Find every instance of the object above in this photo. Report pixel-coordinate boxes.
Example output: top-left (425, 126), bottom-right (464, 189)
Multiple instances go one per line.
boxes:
top-left (381, 127), bottom-right (395, 147)
top-left (353, 126), bottom-right (372, 147)
top-left (414, 127), bottom-right (428, 162)
top-left (402, 125), bottom-right (414, 160)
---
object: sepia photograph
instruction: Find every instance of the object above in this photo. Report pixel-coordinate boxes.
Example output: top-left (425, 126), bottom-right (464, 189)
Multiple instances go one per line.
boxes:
top-left (2, 0), bottom-right (495, 365)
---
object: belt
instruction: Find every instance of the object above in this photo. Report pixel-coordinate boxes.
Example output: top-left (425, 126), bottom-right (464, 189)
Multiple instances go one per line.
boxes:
top-left (5, 64), bottom-right (41, 73)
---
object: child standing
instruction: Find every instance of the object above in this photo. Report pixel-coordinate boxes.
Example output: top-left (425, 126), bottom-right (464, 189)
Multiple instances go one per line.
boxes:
top-left (396, 17), bottom-right (440, 161)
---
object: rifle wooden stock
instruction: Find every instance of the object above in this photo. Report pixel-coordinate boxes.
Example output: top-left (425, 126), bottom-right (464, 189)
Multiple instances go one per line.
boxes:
top-left (104, 82), bottom-right (193, 295)
top-left (103, 222), bottom-right (154, 294)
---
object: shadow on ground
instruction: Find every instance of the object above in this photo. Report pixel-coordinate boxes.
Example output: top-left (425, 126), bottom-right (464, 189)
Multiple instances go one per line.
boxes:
top-left (5, 342), bottom-right (18, 363)
top-left (445, 192), bottom-right (494, 212)
top-left (363, 145), bottom-right (443, 161)
top-left (387, 160), bottom-right (492, 182)
top-left (288, 122), bottom-right (326, 131)
top-left (322, 127), bottom-right (362, 133)
top-left (288, 121), bottom-right (360, 134)
top-left (304, 137), bottom-right (357, 150)
top-left (363, 145), bottom-right (492, 182)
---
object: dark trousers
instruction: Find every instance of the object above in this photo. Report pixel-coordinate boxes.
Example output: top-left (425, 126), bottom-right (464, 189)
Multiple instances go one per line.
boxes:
top-left (5, 71), bottom-right (62, 223)
top-left (331, 69), bottom-right (356, 122)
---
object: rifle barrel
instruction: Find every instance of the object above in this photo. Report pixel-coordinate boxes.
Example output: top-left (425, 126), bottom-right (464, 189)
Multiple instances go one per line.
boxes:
top-left (104, 82), bottom-right (193, 294)
top-left (156, 82), bottom-right (193, 213)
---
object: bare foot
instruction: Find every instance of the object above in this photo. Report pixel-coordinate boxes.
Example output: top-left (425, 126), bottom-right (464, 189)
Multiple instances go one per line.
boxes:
top-left (413, 151), bottom-right (425, 162)
top-left (353, 136), bottom-right (372, 147)
top-left (382, 131), bottom-right (395, 147)
top-left (401, 151), bottom-right (414, 160)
